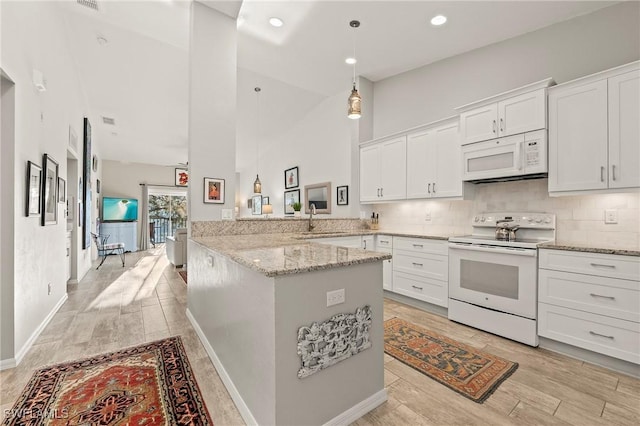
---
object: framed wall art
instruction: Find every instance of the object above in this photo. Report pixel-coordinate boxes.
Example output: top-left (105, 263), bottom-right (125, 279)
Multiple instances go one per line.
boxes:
top-left (58, 177), bottom-right (66, 203)
top-left (337, 185), bottom-right (349, 206)
top-left (252, 194), bottom-right (262, 215)
top-left (175, 168), bottom-right (189, 187)
top-left (285, 166), bottom-right (299, 189)
top-left (284, 189), bottom-right (300, 215)
top-left (26, 161), bottom-right (42, 217)
top-left (204, 177), bottom-right (225, 204)
top-left (42, 154), bottom-right (59, 226)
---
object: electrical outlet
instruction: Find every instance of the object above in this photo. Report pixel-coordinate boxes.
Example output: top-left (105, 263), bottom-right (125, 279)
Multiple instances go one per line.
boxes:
top-left (425, 211), bottom-right (432, 222)
top-left (326, 289), bottom-right (345, 307)
top-left (605, 209), bottom-right (618, 224)
top-left (221, 209), bottom-right (233, 220)
top-left (47, 283), bottom-right (51, 295)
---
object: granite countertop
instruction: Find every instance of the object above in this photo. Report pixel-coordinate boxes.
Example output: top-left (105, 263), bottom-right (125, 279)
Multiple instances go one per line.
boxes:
top-left (538, 242), bottom-right (640, 257)
top-left (192, 233), bottom-right (392, 277)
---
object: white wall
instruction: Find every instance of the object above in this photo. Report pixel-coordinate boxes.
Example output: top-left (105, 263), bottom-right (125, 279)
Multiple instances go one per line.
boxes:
top-left (1, 1), bottom-right (93, 364)
top-left (373, 2), bottom-right (640, 138)
top-left (188, 3), bottom-right (237, 222)
top-left (237, 90), bottom-right (353, 218)
top-left (369, 2), bottom-right (640, 251)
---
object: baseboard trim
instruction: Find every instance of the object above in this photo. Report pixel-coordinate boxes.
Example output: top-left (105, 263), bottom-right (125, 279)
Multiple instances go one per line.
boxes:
top-left (384, 290), bottom-right (448, 318)
top-left (323, 388), bottom-right (388, 426)
top-left (186, 309), bottom-right (258, 426)
top-left (13, 293), bottom-right (68, 368)
top-left (0, 357), bottom-right (16, 371)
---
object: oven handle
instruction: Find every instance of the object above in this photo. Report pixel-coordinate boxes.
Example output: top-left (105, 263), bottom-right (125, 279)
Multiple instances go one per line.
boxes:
top-left (448, 242), bottom-right (537, 257)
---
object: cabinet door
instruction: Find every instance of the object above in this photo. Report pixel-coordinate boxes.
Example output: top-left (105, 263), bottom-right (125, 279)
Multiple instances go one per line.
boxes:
top-left (548, 80), bottom-right (608, 192)
top-left (406, 129), bottom-right (435, 199)
top-left (432, 122), bottom-right (462, 198)
top-left (608, 70), bottom-right (640, 190)
top-left (498, 89), bottom-right (546, 137)
top-left (459, 103), bottom-right (498, 144)
top-left (379, 136), bottom-right (407, 200)
top-left (359, 144), bottom-right (380, 202)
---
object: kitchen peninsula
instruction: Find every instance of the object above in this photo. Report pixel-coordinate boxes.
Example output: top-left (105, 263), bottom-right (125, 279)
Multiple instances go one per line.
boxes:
top-left (186, 230), bottom-right (390, 425)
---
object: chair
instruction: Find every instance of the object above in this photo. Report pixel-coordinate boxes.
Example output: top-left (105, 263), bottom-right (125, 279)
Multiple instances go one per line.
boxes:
top-left (91, 232), bottom-right (126, 270)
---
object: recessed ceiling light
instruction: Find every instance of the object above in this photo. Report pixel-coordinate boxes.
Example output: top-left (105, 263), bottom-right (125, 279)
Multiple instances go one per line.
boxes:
top-left (345, 57), bottom-right (357, 65)
top-left (430, 15), bottom-right (447, 26)
top-left (269, 17), bottom-right (284, 28)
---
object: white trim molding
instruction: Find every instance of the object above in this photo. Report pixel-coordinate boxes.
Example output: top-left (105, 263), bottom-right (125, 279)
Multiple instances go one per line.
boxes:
top-left (323, 388), bottom-right (388, 426)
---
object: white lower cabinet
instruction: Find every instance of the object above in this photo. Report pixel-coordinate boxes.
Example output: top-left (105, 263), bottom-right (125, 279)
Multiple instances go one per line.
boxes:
top-left (376, 235), bottom-right (393, 291)
top-left (538, 249), bottom-right (640, 364)
top-left (391, 237), bottom-right (448, 307)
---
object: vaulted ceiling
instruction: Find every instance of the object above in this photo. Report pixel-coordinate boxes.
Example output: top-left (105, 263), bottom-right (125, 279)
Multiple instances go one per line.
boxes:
top-left (56, 0), bottom-right (619, 167)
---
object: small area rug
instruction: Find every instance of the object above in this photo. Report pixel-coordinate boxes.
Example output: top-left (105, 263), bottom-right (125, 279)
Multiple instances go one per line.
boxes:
top-left (3, 336), bottom-right (212, 425)
top-left (384, 317), bottom-right (518, 403)
top-left (178, 270), bottom-right (188, 285)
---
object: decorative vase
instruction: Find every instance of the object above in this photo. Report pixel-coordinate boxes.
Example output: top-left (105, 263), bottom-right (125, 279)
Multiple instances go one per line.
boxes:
top-left (294, 211), bottom-right (301, 218)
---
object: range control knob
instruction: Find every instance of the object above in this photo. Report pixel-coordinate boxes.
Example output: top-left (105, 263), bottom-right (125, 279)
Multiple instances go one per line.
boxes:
top-left (480, 217), bottom-right (486, 222)
top-left (544, 217), bottom-right (552, 224)
top-left (535, 218), bottom-right (542, 223)
top-left (474, 216), bottom-right (479, 222)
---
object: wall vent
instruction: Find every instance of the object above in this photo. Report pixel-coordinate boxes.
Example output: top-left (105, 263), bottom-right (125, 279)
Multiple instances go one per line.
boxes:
top-left (77, 0), bottom-right (99, 12)
top-left (102, 116), bottom-right (115, 126)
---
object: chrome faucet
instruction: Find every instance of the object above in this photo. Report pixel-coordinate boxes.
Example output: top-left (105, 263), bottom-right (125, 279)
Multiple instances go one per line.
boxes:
top-left (308, 203), bottom-right (316, 232)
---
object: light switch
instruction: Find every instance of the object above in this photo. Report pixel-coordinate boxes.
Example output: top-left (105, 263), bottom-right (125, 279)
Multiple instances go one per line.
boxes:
top-left (604, 209), bottom-right (618, 224)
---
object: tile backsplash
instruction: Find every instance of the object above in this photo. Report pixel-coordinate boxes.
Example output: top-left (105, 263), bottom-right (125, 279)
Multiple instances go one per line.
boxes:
top-left (374, 179), bottom-right (639, 250)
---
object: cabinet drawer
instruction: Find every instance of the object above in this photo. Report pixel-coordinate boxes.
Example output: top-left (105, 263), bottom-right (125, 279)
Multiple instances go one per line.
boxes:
top-left (393, 237), bottom-right (447, 255)
top-left (538, 303), bottom-right (640, 364)
top-left (539, 249), bottom-right (640, 281)
top-left (376, 235), bottom-right (393, 249)
top-left (393, 250), bottom-right (448, 281)
top-left (393, 271), bottom-right (448, 307)
top-left (539, 269), bottom-right (640, 322)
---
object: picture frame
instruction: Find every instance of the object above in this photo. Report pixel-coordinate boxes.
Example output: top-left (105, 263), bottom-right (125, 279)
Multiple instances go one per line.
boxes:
top-left (284, 166), bottom-right (299, 189)
top-left (26, 161), bottom-right (42, 217)
top-left (337, 185), bottom-right (349, 206)
top-left (96, 178), bottom-right (101, 194)
top-left (252, 194), bottom-right (262, 215)
top-left (175, 168), bottom-right (189, 187)
top-left (203, 177), bottom-right (225, 204)
top-left (262, 196), bottom-right (270, 205)
top-left (284, 189), bottom-right (300, 215)
top-left (41, 154), bottom-right (59, 226)
top-left (58, 177), bottom-right (66, 203)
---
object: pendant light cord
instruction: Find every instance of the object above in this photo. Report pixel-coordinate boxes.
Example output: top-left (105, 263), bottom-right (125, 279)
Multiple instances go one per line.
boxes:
top-left (350, 20), bottom-right (360, 88)
top-left (255, 87), bottom-right (261, 175)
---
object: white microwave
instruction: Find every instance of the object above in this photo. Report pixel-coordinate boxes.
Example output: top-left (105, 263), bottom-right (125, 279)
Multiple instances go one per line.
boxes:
top-left (461, 129), bottom-right (547, 182)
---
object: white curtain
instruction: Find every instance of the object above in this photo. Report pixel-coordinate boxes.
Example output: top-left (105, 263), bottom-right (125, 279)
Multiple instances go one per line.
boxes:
top-left (139, 184), bottom-right (149, 251)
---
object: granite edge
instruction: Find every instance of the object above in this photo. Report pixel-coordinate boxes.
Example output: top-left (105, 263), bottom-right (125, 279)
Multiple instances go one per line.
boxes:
top-left (538, 242), bottom-right (640, 257)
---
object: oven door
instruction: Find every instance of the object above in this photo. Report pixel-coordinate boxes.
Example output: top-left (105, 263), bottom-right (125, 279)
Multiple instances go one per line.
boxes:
top-left (448, 242), bottom-right (538, 319)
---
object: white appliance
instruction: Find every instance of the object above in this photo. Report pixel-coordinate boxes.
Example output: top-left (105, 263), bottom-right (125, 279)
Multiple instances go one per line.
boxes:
top-left (461, 129), bottom-right (547, 183)
top-left (448, 212), bottom-right (555, 346)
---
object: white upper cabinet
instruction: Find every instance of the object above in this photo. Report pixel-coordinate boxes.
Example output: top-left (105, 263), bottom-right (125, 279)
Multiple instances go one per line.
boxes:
top-left (548, 62), bottom-right (639, 194)
top-left (359, 136), bottom-right (407, 202)
top-left (406, 118), bottom-right (462, 199)
top-left (457, 79), bottom-right (553, 145)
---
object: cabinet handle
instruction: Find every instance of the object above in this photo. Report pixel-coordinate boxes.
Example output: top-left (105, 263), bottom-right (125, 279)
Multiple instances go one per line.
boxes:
top-left (363, 240), bottom-right (367, 250)
top-left (500, 118), bottom-right (504, 132)
top-left (411, 285), bottom-right (423, 291)
top-left (428, 183), bottom-right (431, 194)
top-left (412, 244), bottom-right (423, 248)
top-left (612, 165), bottom-right (617, 181)
top-left (380, 188), bottom-right (383, 197)
top-left (590, 263), bottom-right (616, 269)
top-left (600, 166), bottom-right (605, 182)
top-left (590, 293), bottom-right (615, 300)
top-left (433, 182), bottom-right (436, 193)
top-left (492, 120), bottom-right (497, 134)
top-left (589, 331), bottom-right (614, 340)
top-left (66, 248), bottom-right (70, 257)
top-left (377, 188), bottom-right (380, 197)
top-left (380, 240), bottom-right (389, 244)
top-left (412, 262), bottom-right (423, 267)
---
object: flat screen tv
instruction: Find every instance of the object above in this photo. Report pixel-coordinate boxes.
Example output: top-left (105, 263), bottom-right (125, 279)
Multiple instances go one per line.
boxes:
top-left (102, 197), bottom-right (138, 222)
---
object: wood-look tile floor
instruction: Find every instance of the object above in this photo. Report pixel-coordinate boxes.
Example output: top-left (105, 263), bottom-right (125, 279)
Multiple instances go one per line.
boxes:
top-left (1, 247), bottom-right (638, 425)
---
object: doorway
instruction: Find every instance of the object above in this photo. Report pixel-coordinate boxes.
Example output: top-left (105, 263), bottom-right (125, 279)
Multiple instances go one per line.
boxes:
top-left (148, 188), bottom-right (188, 244)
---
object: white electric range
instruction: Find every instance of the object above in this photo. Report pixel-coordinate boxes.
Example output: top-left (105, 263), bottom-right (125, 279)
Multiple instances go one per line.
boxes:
top-left (448, 212), bottom-right (556, 346)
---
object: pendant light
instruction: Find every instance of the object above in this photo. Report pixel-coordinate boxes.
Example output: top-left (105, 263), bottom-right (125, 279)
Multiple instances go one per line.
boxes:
top-left (253, 87), bottom-right (262, 194)
top-left (347, 20), bottom-right (361, 120)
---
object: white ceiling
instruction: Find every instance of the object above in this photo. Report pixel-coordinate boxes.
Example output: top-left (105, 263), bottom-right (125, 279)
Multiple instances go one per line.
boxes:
top-left (56, 0), bottom-right (619, 167)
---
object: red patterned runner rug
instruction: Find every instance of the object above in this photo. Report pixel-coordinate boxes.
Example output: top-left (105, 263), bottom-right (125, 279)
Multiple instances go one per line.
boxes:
top-left (178, 270), bottom-right (188, 285)
top-left (3, 336), bottom-right (213, 425)
top-left (384, 317), bottom-right (518, 403)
